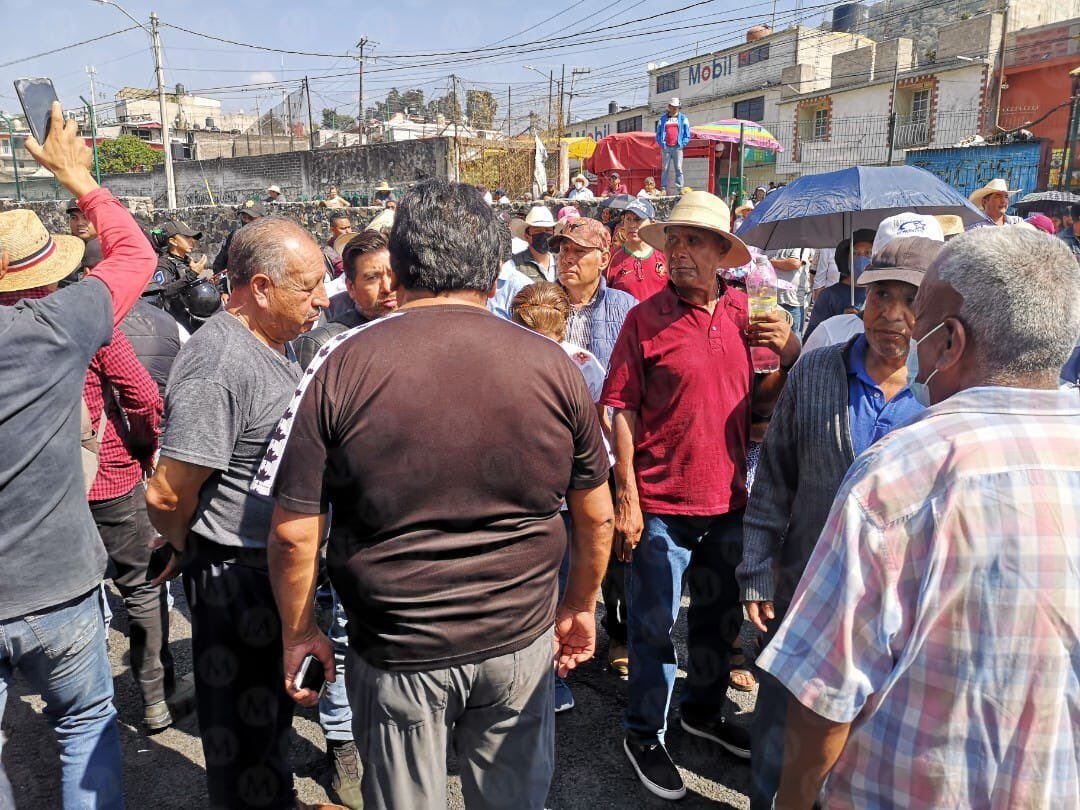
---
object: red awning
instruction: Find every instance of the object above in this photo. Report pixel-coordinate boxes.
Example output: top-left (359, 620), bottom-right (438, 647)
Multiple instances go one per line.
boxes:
top-left (584, 132), bottom-right (715, 175)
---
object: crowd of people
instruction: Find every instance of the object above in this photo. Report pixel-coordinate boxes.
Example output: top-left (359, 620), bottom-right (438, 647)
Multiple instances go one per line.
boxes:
top-left (1, 101), bottom-right (1078, 810)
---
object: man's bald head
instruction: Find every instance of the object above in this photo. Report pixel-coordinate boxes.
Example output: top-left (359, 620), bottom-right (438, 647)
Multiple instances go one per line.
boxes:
top-left (227, 217), bottom-right (322, 289)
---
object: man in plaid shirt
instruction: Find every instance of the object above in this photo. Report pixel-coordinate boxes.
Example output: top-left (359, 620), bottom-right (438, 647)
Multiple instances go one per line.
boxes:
top-left (83, 328), bottom-right (190, 733)
top-left (761, 226), bottom-right (1080, 808)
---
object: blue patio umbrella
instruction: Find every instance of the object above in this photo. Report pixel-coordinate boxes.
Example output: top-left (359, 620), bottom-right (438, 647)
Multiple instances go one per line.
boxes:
top-left (736, 165), bottom-right (988, 250)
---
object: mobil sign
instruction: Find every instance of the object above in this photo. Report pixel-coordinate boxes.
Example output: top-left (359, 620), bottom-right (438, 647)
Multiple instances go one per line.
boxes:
top-left (688, 54), bottom-right (734, 85)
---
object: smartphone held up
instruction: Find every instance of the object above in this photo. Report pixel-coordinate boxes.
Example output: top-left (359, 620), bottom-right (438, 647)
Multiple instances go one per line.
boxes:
top-left (14, 77), bottom-right (60, 144)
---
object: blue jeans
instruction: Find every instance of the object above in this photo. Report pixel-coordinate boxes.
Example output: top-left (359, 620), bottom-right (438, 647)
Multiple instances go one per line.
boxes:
top-left (750, 668), bottom-right (789, 810)
top-left (624, 511), bottom-right (744, 744)
top-left (782, 304), bottom-right (805, 338)
top-left (0, 588), bottom-right (124, 809)
top-left (319, 590), bottom-right (353, 742)
top-left (662, 146), bottom-right (684, 192)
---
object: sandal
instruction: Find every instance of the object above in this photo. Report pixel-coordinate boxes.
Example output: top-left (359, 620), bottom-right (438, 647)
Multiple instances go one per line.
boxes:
top-left (728, 652), bottom-right (757, 692)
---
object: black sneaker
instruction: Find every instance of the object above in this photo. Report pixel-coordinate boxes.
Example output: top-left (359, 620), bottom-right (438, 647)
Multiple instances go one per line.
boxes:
top-left (623, 736), bottom-right (686, 801)
top-left (680, 714), bottom-right (751, 759)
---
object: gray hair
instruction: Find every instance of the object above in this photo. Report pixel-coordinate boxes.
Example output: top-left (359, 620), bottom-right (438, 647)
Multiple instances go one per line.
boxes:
top-left (935, 225), bottom-right (1080, 380)
top-left (227, 217), bottom-right (314, 288)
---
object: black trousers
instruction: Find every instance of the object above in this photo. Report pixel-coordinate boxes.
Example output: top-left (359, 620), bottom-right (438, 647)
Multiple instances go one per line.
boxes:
top-left (601, 474), bottom-right (628, 644)
top-left (91, 482), bottom-right (173, 706)
top-left (183, 543), bottom-right (296, 810)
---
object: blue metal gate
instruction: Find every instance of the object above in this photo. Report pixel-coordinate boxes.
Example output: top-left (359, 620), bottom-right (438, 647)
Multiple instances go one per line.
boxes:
top-left (904, 141), bottom-right (1045, 204)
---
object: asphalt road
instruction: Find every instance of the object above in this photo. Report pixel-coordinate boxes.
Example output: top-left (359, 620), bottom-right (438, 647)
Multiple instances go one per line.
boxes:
top-left (3, 585), bottom-right (755, 809)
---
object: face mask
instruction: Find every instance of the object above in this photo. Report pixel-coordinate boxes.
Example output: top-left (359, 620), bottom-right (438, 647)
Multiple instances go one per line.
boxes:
top-left (530, 233), bottom-right (551, 253)
top-left (852, 254), bottom-right (872, 281)
top-left (907, 322), bottom-right (946, 407)
top-left (574, 182), bottom-right (585, 189)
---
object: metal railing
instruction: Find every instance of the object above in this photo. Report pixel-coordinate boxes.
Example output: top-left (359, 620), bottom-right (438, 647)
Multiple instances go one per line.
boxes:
top-left (894, 116), bottom-right (931, 149)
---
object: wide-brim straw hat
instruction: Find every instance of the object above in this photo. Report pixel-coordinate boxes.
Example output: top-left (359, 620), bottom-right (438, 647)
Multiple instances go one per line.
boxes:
top-left (375, 181), bottom-right (392, 192)
top-left (935, 214), bottom-right (965, 237)
top-left (0, 208), bottom-right (85, 293)
top-left (734, 200), bottom-right (754, 217)
top-left (639, 191), bottom-right (751, 268)
top-left (968, 178), bottom-right (1020, 207)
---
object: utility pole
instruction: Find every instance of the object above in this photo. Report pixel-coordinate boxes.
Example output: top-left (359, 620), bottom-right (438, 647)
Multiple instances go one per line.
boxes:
top-left (993, 0), bottom-right (1009, 131)
top-left (356, 38), bottom-right (368, 145)
top-left (1, 115), bottom-right (21, 201)
top-left (304, 77), bottom-right (316, 150)
top-left (507, 86), bottom-right (511, 138)
top-left (450, 74), bottom-right (461, 181)
top-left (150, 12), bottom-right (176, 209)
top-left (558, 65), bottom-right (566, 135)
top-left (565, 67), bottom-right (590, 128)
top-left (885, 56), bottom-right (901, 165)
top-left (85, 66), bottom-right (101, 183)
top-left (548, 71), bottom-right (554, 135)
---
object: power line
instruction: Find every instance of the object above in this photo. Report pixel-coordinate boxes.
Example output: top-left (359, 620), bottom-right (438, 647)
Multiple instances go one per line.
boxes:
top-left (0, 26), bottom-right (141, 70)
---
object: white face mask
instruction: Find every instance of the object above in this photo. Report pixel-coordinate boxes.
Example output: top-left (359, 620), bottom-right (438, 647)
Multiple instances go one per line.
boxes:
top-left (907, 321), bottom-right (946, 407)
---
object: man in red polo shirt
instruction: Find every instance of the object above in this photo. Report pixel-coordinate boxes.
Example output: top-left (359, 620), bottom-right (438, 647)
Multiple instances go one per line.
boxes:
top-left (601, 191), bottom-right (799, 801)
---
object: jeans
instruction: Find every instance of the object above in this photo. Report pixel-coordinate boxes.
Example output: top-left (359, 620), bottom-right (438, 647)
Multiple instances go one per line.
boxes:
top-left (183, 544), bottom-right (296, 810)
top-left (91, 483), bottom-right (173, 707)
top-left (662, 146), bottom-right (684, 192)
top-left (781, 304), bottom-right (805, 338)
top-left (0, 588), bottom-right (124, 809)
top-left (347, 629), bottom-right (554, 810)
top-left (624, 511), bottom-right (744, 745)
top-left (750, 607), bottom-right (788, 810)
top-left (318, 590), bottom-right (353, 742)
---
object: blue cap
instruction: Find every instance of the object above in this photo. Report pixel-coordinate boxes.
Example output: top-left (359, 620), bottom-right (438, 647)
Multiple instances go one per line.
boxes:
top-left (624, 197), bottom-right (655, 220)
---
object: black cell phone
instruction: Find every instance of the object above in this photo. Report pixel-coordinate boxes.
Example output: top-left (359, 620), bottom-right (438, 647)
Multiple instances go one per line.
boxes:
top-left (14, 77), bottom-right (60, 143)
top-left (295, 654), bottom-right (326, 695)
top-left (146, 543), bottom-right (175, 582)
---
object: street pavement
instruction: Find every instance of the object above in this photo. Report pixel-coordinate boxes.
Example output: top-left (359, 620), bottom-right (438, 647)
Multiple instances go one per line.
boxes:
top-left (3, 585), bottom-right (755, 809)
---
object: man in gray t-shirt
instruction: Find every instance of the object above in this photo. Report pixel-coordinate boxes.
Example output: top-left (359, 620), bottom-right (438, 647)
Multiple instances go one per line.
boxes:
top-left (161, 309), bottom-right (300, 548)
top-left (146, 217), bottom-right (328, 809)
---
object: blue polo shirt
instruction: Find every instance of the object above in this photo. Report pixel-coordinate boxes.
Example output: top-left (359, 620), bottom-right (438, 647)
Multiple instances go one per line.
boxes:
top-left (847, 334), bottom-right (924, 456)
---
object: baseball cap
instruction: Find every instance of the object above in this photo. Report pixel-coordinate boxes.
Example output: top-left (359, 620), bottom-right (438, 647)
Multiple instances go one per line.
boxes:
top-left (238, 200), bottom-right (266, 219)
top-left (871, 212), bottom-right (944, 257)
top-left (623, 198), bottom-right (655, 220)
top-left (550, 217), bottom-right (611, 252)
top-left (65, 198), bottom-right (82, 214)
top-left (159, 221), bottom-right (202, 240)
top-left (858, 236), bottom-right (941, 288)
top-left (1025, 213), bottom-right (1056, 235)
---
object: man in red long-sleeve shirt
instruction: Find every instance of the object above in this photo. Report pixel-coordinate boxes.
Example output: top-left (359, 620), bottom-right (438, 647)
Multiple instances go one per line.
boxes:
top-left (0, 103), bottom-right (157, 808)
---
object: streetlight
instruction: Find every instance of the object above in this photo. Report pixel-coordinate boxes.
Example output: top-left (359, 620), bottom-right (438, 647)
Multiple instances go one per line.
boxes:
top-left (92, 0), bottom-right (177, 208)
top-left (1, 115), bottom-right (23, 201)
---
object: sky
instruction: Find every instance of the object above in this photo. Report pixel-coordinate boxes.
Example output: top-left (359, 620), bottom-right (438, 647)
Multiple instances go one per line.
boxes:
top-left (0, 0), bottom-right (835, 131)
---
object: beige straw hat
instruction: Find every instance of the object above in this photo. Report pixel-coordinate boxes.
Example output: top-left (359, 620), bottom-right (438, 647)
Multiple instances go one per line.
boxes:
top-left (0, 209), bottom-right (85, 293)
top-left (639, 191), bottom-right (751, 267)
top-left (968, 178), bottom-right (1020, 207)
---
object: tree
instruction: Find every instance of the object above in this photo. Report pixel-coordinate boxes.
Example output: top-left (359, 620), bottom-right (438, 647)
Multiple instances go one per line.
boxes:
top-left (321, 108), bottom-right (356, 131)
top-left (466, 89), bottom-right (498, 130)
top-left (97, 135), bottom-right (164, 174)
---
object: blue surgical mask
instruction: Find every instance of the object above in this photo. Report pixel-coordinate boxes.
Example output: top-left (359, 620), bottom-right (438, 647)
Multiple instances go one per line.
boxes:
top-left (907, 322), bottom-right (946, 407)
top-left (852, 254), bottom-right (872, 281)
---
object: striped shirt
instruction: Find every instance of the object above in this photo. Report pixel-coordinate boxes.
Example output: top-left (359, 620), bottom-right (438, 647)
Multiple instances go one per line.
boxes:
top-left (759, 386), bottom-right (1080, 809)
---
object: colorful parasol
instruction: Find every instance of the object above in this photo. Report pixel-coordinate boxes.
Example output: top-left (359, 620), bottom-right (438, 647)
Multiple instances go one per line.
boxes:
top-left (690, 120), bottom-right (783, 152)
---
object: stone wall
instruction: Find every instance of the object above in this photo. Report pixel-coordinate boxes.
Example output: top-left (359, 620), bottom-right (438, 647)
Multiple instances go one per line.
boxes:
top-left (2, 195), bottom-right (678, 269)
top-left (77, 138), bottom-right (455, 209)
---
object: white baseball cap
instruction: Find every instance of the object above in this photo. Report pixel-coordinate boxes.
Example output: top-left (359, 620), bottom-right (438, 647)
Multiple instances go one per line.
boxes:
top-left (872, 212), bottom-right (944, 258)
top-left (669, 97), bottom-right (681, 108)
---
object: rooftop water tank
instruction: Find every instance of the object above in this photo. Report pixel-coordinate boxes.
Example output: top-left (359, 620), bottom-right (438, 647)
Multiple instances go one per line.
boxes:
top-left (832, 3), bottom-right (869, 33)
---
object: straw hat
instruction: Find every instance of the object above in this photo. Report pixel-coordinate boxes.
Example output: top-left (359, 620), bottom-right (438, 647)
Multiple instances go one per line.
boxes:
top-left (266, 184), bottom-right (282, 195)
top-left (968, 178), bottom-right (1020, 207)
top-left (0, 209), bottom-right (85, 293)
top-left (374, 180), bottom-right (392, 192)
top-left (365, 208), bottom-right (395, 234)
top-left (510, 205), bottom-right (556, 239)
top-left (639, 191), bottom-right (751, 267)
top-left (572, 173), bottom-right (589, 185)
top-left (734, 200), bottom-right (754, 217)
top-left (934, 214), bottom-right (965, 238)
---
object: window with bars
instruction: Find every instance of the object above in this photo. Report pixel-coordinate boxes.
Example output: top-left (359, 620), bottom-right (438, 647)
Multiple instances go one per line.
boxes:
top-left (911, 89), bottom-right (931, 122)
top-left (813, 108), bottom-right (829, 140)
top-left (617, 115), bottom-right (643, 133)
top-left (738, 44), bottom-right (770, 66)
top-left (656, 71), bottom-right (679, 94)
top-left (733, 96), bottom-right (765, 122)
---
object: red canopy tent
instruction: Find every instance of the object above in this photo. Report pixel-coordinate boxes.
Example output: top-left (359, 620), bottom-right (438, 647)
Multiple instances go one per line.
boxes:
top-left (584, 132), bottom-right (716, 195)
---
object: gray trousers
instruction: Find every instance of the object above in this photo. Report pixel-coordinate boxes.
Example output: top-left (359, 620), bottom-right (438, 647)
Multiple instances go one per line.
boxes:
top-left (347, 628), bottom-right (555, 810)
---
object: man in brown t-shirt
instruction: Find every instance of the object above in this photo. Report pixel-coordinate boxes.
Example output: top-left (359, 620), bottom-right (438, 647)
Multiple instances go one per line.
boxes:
top-left (261, 179), bottom-right (614, 810)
